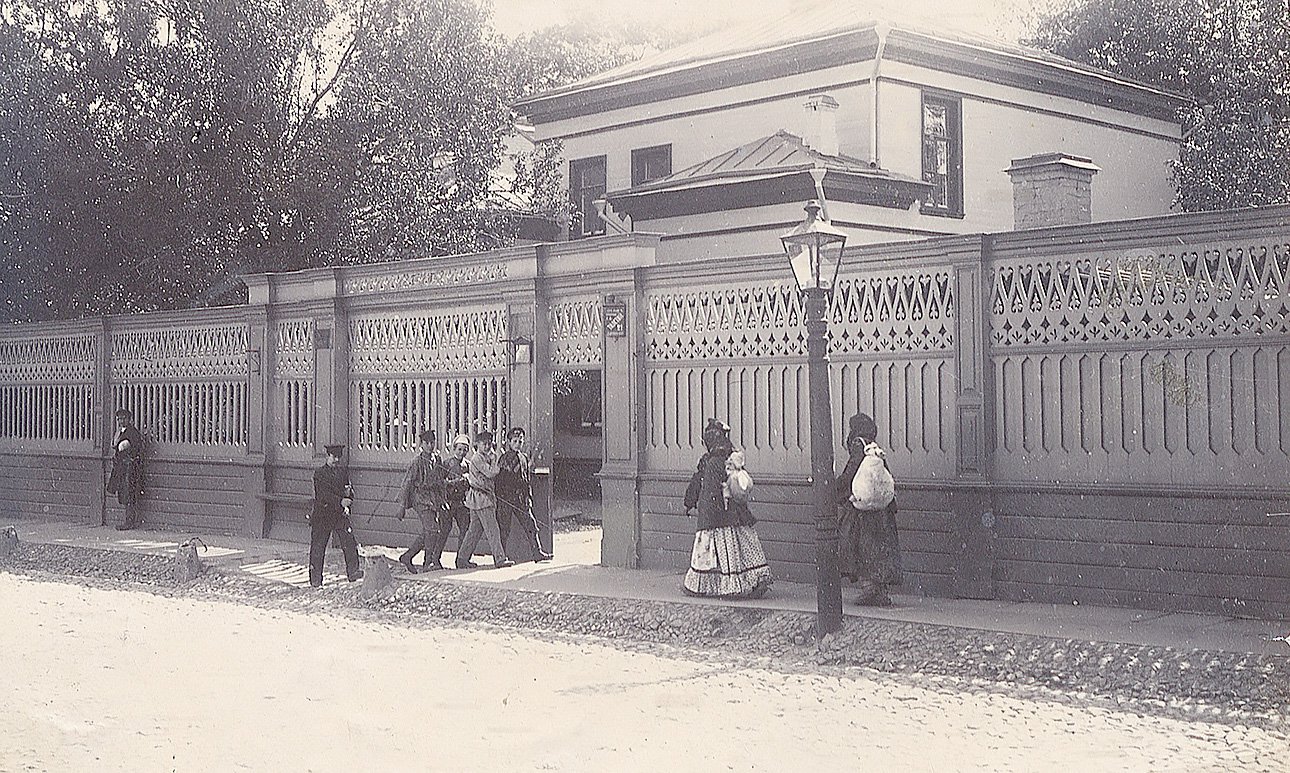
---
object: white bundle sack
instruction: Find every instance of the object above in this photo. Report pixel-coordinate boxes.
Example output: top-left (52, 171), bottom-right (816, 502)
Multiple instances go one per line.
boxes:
top-left (850, 442), bottom-right (895, 511)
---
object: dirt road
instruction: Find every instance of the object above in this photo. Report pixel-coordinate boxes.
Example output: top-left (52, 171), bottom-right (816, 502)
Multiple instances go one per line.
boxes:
top-left (2, 574), bottom-right (1284, 772)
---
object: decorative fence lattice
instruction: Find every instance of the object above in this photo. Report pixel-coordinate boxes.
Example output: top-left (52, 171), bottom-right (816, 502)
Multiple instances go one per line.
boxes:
top-left (549, 297), bottom-right (602, 369)
top-left (642, 267), bottom-right (957, 475)
top-left (348, 310), bottom-right (509, 452)
top-left (989, 237), bottom-right (1290, 486)
top-left (349, 309), bottom-right (507, 374)
top-left (0, 332), bottom-right (98, 444)
top-left (109, 324), bottom-right (250, 448)
top-left (275, 320), bottom-right (314, 449)
top-left (110, 325), bottom-right (249, 381)
top-left (990, 242), bottom-right (1290, 348)
top-left (831, 270), bottom-right (955, 354)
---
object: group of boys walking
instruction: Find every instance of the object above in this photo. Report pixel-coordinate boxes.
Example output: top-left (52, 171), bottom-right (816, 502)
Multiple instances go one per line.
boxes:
top-left (308, 426), bottom-right (551, 587)
top-left (396, 426), bottom-right (553, 573)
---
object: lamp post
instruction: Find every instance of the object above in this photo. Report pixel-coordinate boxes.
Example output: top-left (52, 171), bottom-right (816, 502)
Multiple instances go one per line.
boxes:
top-left (780, 200), bottom-right (848, 638)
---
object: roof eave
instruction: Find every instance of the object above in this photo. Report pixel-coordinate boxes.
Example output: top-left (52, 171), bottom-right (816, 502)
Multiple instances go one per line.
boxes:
top-left (608, 169), bottom-right (932, 221)
top-left (514, 24), bottom-right (1189, 126)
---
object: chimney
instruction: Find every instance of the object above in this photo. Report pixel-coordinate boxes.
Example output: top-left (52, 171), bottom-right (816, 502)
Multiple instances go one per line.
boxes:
top-left (802, 94), bottom-right (840, 157)
top-left (1004, 152), bottom-right (1100, 229)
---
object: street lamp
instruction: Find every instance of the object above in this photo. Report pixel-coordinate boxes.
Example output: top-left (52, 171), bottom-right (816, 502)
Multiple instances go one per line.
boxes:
top-left (780, 199), bottom-right (847, 638)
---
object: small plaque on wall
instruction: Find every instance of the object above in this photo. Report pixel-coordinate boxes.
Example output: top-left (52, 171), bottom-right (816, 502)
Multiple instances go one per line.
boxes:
top-left (603, 299), bottom-right (627, 338)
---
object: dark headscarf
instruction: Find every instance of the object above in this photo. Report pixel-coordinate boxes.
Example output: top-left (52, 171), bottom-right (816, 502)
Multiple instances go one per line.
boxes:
top-left (701, 418), bottom-right (732, 452)
top-left (846, 413), bottom-right (878, 447)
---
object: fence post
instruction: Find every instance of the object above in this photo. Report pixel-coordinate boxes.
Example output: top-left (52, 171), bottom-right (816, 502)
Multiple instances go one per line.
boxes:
top-left (597, 266), bottom-right (647, 568)
top-left (92, 317), bottom-right (111, 527)
top-left (242, 301), bottom-right (270, 537)
top-left (948, 235), bottom-right (996, 598)
top-left (313, 271), bottom-right (349, 452)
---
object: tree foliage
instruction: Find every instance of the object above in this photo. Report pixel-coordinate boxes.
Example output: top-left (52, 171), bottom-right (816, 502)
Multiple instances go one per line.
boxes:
top-left (1022, 0), bottom-right (1290, 211)
top-left (0, 0), bottom-right (513, 321)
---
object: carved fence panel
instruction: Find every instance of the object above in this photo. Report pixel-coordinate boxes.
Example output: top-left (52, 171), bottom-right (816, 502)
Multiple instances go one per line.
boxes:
top-left (109, 321), bottom-right (250, 449)
top-left (274, 319), bottom-right (315, 451)
top-left (347, 308), bottom-right (509, 455)
top-left (549, 296), bottom-right (603, 370)
top-left (0, 327), bottom-right (99, 448)
top-left (989, 237), bottom-right (1290, 488)
top-left (642, 261), bottom-right (957, 479)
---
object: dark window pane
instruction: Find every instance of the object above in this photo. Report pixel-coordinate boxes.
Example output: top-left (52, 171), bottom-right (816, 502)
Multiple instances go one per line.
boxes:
top-left (631, 144), bottom-right (672, 186)
top-left (921, 94), bottom-right (962, 216)
top-left (569, 156), bottom-right (607, 238)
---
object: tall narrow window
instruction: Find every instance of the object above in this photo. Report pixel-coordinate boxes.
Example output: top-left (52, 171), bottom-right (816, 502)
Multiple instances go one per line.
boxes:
top-left (631, 144), bottom-right (672, 186)
top-left (921, 93), bottom-right (963, 216)
top-left (569, 156), bottom-right (607, 238)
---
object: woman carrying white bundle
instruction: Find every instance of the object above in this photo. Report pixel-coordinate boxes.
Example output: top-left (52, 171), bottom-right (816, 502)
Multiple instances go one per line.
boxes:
top-left (834, 413), bottom-right (902, 606)
top-left (682, 419), bottom-right (773, 599)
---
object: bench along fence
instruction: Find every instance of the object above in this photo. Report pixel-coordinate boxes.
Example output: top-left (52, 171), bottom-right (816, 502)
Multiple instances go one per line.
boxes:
top-left (1, 205), bottom-right (1286, 617)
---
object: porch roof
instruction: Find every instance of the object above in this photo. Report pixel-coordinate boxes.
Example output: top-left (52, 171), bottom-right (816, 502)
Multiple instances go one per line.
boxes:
top-left (605, 130), bottom-right (932, 221)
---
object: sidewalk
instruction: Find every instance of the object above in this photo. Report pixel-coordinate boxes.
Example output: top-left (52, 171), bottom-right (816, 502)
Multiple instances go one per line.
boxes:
top-left (3, 515), bottom-right (1287, 657)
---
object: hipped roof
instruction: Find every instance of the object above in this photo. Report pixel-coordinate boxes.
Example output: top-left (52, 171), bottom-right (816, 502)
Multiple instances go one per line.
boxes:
top-left (515, 8), bottom-right (1190, 124)
top-left (607, 130), bottom-right (933, 220)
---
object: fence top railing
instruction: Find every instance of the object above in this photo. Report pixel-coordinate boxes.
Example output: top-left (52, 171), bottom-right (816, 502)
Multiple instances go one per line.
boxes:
top-left (990, 202), bottom-right (1290, 258)
top-left (241, 234), bottom-right (664, 309)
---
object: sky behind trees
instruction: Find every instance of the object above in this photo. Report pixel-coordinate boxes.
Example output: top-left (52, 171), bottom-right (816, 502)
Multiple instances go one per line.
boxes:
top-left (488, 0), bottom-right (1029, 41)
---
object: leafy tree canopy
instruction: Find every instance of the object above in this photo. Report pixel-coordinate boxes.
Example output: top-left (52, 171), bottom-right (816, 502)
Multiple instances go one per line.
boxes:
top-left (0, 0), bottom-right (513, 321)
top-left (1022, 0), bottom-right (1290, 211)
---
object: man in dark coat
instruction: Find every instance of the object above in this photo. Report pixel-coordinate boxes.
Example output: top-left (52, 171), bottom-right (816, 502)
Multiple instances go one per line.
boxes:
top-left (106, 409), bottom-right (145, 531)
top-left (309, 444), bottom-right (362, 587)
top-left (398, 429), bottom-right (448, 573)
top-left (495, 427), bottom-right (552, 563)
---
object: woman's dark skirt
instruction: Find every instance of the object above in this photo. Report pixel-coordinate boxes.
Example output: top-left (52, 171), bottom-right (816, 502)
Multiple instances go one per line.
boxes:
top-left (837, 505), bottom-right (902, 587)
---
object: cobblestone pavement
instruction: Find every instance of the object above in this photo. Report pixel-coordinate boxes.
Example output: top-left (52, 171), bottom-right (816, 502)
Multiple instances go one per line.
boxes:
top-left (2, 572), bottom-right (1287, 773)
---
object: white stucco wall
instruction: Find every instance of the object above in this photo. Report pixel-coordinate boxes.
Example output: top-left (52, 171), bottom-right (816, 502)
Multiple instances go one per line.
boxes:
top-left (877, 61), bottom-right (1181, 232)
top-left (531, 62), bottom-right (876, 192)
top-left (529, 52), bottom-right (1182, 241)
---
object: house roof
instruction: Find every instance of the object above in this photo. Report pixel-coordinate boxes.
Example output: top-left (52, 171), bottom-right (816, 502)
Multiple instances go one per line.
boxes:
top-left (606, 130), bottom-right (932, 220)
top-left (514, 8), bottom-right (1191, 125)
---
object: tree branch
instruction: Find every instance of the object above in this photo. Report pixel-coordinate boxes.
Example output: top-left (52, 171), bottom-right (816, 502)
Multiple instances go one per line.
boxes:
top-left (282, 0), bottom-right (374, 159)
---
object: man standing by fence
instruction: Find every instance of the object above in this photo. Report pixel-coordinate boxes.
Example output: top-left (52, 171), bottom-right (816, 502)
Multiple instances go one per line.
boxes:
top-left (308, 444), bottom-right (362, 587)
top-left (106, 408), bottom-right (146, 531)
top-left (496, 427), bottom-right (552, 563)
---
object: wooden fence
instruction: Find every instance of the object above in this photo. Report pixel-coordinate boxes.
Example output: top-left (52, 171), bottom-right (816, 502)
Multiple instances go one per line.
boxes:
top-left (1, 207), bottom-right (1287, 618)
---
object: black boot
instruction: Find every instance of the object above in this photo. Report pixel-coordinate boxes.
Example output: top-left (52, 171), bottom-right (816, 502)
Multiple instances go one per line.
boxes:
top-left (399, 550), bottom-right (418, 574)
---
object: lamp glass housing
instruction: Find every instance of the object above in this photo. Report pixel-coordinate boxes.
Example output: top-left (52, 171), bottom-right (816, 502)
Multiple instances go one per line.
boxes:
top-left (779, 200), bottom-right (848, 293)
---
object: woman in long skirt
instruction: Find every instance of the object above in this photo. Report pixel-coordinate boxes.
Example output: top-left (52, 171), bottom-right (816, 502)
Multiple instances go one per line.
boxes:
top-left (835, 413), bottom-right (903, 606)
top-left (682, 419), bottom-right (773, 598)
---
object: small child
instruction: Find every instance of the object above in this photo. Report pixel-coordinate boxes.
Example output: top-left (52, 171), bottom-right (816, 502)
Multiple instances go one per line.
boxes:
top-left (723, 450), bottom-right (753, 507)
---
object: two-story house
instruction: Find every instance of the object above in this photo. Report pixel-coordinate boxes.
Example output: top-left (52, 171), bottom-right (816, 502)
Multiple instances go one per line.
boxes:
top-left (515, 11), bottom-right (1189, 261)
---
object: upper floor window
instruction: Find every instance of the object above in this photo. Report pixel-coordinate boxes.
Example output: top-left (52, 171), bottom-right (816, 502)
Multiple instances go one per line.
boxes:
top-left (569, 155), bottom-right (607, 238)
top-left (631, 144), bottom-right (672, 186)
top-left (921, 93), bottom-right (963, 217)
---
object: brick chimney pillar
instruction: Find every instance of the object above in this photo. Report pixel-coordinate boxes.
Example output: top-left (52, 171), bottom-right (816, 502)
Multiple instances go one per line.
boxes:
top-left (802, 94), bottom-right (840, 157)
top-left (1004, 153), bottom-right (1100, 229)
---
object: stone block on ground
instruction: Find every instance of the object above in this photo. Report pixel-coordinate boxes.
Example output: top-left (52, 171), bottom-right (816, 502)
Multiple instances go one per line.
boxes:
top-left (0, 526), bottom-right (17, 560)
top-left (359, 548), bottom-right (393, 601)
top-left (174, 538), bottom-right (206, 583)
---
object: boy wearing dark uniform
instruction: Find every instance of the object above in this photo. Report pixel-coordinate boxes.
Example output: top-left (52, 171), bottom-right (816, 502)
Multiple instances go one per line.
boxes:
top-left (398, 429), bottom-right (448, 573)
top-left (496, 427), bottom-right (552, 562)
top-left (308, 444), bottom-right (362, 587)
